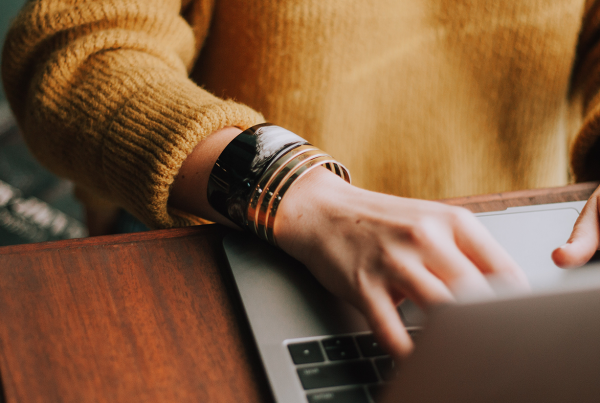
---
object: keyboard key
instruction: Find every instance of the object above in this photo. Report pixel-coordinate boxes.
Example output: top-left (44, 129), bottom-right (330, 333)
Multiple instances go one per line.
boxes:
top-left (307, 388), bottom-right (370, 403)
top-left (408, 329), bottom-right (421, 340)
top-left (288, 342), bottom-right (325, 365)
top-left (374, 357), bottom-right (397, 381)
top-left (322, 336), bottom-right (359, 361)
top-left (355, 334), bottom-right (386, 357)
top-left (297, 360), bottom-right (378, 390)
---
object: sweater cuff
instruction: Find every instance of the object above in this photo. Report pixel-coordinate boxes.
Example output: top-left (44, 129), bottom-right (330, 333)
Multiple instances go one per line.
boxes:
top-left (103, 76), bottom-right (265, 228)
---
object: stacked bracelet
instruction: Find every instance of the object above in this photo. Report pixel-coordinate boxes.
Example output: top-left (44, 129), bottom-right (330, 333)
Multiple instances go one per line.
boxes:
top-left (207, 123), bottom-right (350, 246)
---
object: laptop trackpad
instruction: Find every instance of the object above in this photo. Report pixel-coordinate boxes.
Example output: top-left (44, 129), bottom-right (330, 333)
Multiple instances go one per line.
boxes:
top-left (477, 208), bottom-right (579, 290)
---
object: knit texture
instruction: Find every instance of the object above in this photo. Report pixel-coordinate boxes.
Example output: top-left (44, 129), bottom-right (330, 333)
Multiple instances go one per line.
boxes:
top-left (2, 0), bottom-right (600, 228)
top-left (2, 0), bottom-right (264, 228)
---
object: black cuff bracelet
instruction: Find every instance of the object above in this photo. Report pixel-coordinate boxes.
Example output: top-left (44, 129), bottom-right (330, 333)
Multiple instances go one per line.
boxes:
top-left (207, 123), bottom-right (308, 226)
top-left (207, 123), bottom-right (351, 244)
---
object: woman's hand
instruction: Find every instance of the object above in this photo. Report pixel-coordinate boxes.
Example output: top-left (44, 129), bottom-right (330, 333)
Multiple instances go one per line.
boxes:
top-left (274, 168), bottom-right (530, 360)
top-left (170, 127), bottom-right (529, 360)
top-left (552, 185), bottom-right (600, 268)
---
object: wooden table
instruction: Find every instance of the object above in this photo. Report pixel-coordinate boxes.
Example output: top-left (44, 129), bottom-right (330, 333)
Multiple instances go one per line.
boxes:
top-left (0, 182), bottom-right (597, 403)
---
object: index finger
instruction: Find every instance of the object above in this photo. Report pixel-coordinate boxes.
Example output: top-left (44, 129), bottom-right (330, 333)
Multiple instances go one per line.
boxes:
top-left (453, 210), bottom-right (530, 291)
top-left (360, 287), bottom-right (413, 361)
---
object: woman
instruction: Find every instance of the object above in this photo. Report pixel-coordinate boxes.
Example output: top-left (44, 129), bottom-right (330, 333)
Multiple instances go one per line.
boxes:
top-left (2, 0), bottom-right (598, 359)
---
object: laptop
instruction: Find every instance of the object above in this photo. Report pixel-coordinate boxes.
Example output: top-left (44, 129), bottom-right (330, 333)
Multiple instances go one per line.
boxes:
top-left (223, 200), bottom-right (600, 402)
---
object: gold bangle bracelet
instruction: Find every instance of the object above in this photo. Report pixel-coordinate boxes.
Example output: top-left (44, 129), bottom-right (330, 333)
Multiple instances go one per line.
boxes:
top-left (254, 151), bottom-right (330, 240)
top-left (234, 128), bottom-right (351, 245)
top-left (246, 145), bottom-right (322, 233)
top-left (265, 157), bottom-right (349, 245)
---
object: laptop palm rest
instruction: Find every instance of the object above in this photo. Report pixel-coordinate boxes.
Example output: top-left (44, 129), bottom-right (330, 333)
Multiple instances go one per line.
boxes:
top-left (224, 233), bottom-right (369, 342)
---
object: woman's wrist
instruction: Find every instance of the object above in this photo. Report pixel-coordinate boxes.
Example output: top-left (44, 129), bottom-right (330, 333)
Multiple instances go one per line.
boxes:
top-left (273, 166), bottom-right (358, 256)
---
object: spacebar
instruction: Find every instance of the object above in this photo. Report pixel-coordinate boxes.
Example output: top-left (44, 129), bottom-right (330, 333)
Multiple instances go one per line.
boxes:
top-left (297, 361), bottom-right (378, 390)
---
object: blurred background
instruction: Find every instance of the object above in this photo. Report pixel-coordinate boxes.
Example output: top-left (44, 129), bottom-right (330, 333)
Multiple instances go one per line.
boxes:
top-left (0, 0), bottom-right (87, 246)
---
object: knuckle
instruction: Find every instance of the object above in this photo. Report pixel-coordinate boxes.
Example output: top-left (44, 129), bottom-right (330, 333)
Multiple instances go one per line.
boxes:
top-left (379, 251), bottom-right (411, 286)
top-left (448, 206), bottom-right (475, 227)
top-left (410, 218), bottom-right (442, 247)
top-left (372, 248), bottom-right (413, 287)
top-left (379, 248), bottom-right (403, 271)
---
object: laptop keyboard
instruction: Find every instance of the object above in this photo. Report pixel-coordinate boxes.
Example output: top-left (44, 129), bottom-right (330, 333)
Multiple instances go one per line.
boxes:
top-left (287, 329), bottom-right (420, 403)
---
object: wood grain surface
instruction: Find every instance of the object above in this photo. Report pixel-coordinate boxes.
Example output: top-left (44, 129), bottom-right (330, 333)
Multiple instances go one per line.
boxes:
top-left (0, 182), bottom-right (597, 403)
top-left (0, 225), bottom-right (271, 403)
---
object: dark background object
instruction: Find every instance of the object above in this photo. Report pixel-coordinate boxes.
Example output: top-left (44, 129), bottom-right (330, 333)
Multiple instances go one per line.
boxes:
top-left (0, 0), bottom-right (87, 246)
top-left (1, 0), bottom-right (26, 104)
top-left (0, 109), bottom-right (87, 246)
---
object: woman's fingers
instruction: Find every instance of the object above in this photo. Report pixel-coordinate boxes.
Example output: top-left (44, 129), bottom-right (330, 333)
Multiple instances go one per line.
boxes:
top-left (384, 253), bottom-right (456, 307)
top-left (405, 214), bottom-right (498, 299)
top-left (552, 195), bottom-right (600, 268)
top-left (451, 209), bottom-right (530, 290)
top-left (423, 240), bottom-right (497, 301)
top-left (360, 285), bottom-right (414, 360)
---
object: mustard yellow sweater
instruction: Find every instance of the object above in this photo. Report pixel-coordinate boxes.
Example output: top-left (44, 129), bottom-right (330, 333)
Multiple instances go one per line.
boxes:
top-left (2, 0), bottom-right (600, 228)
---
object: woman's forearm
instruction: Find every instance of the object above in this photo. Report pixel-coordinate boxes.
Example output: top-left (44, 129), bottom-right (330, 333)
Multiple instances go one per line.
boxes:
top-left (169, 126), bottom-right (242, 226)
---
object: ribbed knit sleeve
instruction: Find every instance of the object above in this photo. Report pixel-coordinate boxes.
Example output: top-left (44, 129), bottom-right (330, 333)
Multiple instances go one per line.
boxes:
top-left (570, 1), bottom-right (600, 182)
top-left (1, 0), bottom-right (265, 228)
